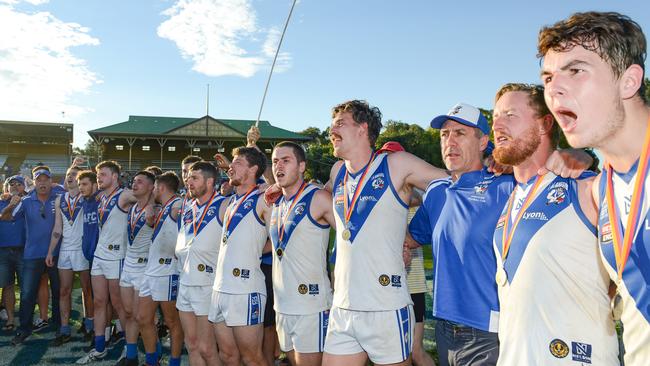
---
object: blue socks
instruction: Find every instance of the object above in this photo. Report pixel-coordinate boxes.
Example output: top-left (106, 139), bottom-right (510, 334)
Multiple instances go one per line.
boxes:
top-left (126, 343), bottom-right (138, 360)
top-left (60, 325), bottom-right (71, 335)
top-left (84, 318), bottom-right (94, 331)
top-left (169, 357), bottom-right (181, 366)
top-left (156, 341), bottom-right (162, 359)
top-left (95, 335), bottom-right (106, 353)
top-left (145, 352), bottom-right (157, 365)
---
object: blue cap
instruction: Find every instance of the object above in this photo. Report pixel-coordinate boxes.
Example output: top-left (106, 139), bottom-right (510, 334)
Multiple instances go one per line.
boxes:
top-left (431, 102), bottom-right (490, 135)
top-left (5, 175), bottom-right (25, 185)
top-left (33, 169), bottom-right (52, 179)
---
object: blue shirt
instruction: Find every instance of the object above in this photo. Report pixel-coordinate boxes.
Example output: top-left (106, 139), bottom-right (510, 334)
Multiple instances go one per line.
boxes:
top-left (0, 198), bottom-right (25, 248)
top-left (409, 168), bottom-right (514, 332)
top-left (82, 192), bottom-right (100, 262)
top-left (13, 190), bottom-right (60, 259)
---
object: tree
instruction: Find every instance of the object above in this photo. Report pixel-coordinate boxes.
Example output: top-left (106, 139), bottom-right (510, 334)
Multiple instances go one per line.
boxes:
top-left (73, 139), bottom-right (101, 167)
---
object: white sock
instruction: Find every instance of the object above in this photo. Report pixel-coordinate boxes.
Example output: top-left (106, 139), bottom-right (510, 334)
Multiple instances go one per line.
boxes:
top-left (105, 326), bottom-right (111, 340)
top-left (115, 320), bottom-right (123, 333)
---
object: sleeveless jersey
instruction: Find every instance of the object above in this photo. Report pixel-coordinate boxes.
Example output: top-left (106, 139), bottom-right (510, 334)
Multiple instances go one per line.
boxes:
top-left (145, 197), bottom-right (181, 277)
top-left (124, 202), bottom-right (153, 272)
top-left (213, 189), bottom-right (267, 295)
top-left (95, 189), bottom-right (127, 261)
top-left (332, 153), bottom-right (411, 311)
top-left (175, 193), bottom-right (226, 286)
top-left (59, 192), bottom-right (84, 251)
top-left (494, 173), bottom-right (618, 365)
top-left (269, 185), bottom-right (332, 315)
top-left (598, 161), bottom-right (650, 366)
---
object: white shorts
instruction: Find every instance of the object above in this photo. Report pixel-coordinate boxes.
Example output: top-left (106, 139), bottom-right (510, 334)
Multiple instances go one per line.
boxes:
top-left (277, 310), bottom-right (330, 353)
top-left (119, 269), bottom-right (146, 290)
top-left (58, 250), bottom-right (90, 271)
top-left (139, 274), bottom-right (179, 302)
top-left (176, 284), bottom-right (212, 316)
top-left (324, 305), bottom-right (414, 364)
top-left (90, 257), bottom-right (123, 280)
top-left (208, 291), bottom-right (265, 326)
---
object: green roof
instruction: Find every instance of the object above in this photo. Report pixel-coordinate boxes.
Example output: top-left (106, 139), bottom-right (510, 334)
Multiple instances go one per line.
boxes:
top-left (89, 115), bottom-right (310, 141)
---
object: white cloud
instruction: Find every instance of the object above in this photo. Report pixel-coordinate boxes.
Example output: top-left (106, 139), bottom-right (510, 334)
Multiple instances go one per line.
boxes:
top-left (262, 26), bottom-right (292, 73)
top-left (0, 3), bottom-right (100, 122)
top-left (158, 0), bottom-right (292, 78)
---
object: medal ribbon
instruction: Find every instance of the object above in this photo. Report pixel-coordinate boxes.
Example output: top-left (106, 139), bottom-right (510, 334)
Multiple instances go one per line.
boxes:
top-left (154, 195), bottom-right (179, 231)
top-left (605, 118), bottom-right (650, 282)
top-left (192, 191), bottom-right (219, 237)
top-left (501, 175), bottom-right (544, 261)
top-left (128, 201), bottom-right (148, 240)
top-left (99, 187), bottom-right (121, 225)
top-left (278, 181), bottom-right (308, 243)
top-left (223, 186), bottom-right (258, 235)
top-left (65, 193), bottom-right (80, 222)
top-left (343, 152), bottom-right (377, 225)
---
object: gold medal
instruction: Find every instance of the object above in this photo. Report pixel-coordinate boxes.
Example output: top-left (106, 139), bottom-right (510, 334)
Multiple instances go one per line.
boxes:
top-left (342, 229), bottom-right (351, 241)
top-left (276, 248), bottom-right (283, 257)
top-left (68, 220), bottom-right (73, 226)
top-left (495, 267), bottom-right (507, 287)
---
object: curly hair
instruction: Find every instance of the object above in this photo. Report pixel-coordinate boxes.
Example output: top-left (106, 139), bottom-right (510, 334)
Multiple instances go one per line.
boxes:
top-left (332, 100), bottom-right (383, 146)
top-left (538, 11), bottom-right (647, 102)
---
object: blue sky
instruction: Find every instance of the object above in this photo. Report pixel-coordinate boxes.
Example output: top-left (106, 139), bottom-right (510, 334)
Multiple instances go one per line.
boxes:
top-left (1, 0), bottom-right (648, 147)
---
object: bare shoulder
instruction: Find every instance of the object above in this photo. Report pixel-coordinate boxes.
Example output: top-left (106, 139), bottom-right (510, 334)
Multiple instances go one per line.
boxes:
top-left (329, 160), bottom-right (344, 181)
top-left (313, 188), bottom-right (333, 206)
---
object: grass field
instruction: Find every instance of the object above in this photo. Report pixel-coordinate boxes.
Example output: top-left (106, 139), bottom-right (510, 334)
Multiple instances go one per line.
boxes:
top-left (0, 245), bottom-right (436, 365)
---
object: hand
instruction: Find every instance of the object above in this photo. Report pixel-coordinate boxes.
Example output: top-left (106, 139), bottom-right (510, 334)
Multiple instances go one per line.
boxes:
top-left (485, 155), bottom-right (513, 176)
top-left (72, 156), bottom-right (85, 166)
top-left (247, 125), bottom-right (261, 147)
top-left (403, 242), bottom-right (412, 266)
top-left (45, 254), bottom-right (54, 267)
top-left (538, 149), bottom-right (592, 178)
top-left (264, 184), bottom-right (282, 206)
top-left (0, 193), bottom-right (11, 201)
top-left (213, 154), bottom-right (231, 170)
top-left (144, 203), bottom-right (156, 221)
top-left (9, 194), bottom-right (21, 206)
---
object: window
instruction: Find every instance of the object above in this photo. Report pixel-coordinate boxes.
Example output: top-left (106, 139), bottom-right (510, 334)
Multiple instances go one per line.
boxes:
top-left (168, 146), bottom-right (176, 152)
top-left (193, 147), bottom-right (201, 152)
top-left (115, 145), bottom-right (124, 151)
top-left (142, 145), bottom-right (150, 151)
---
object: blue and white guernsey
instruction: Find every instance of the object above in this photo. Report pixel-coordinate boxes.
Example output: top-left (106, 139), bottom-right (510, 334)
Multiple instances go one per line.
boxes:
top-left (409, 168), bottom-right (514, 332)
top-left (59, 192), bottom-right (84, 252)
top-left (598, 161), bottom-right (650, 366)
top-left (124, 202), bottom-right (153, 273)
top-left (175, 194), bottom-right (226, 287)
top-left (332, 153), bottom-right (411, 311)
top-left (95, 188), bottom-right (127, 261)
top-left (146, 197), bottom-right (181, 277)
top-left (269, 184), bottom-right (332, 315)
top-left (214, 188), bottom-right (267, 295)
top-left (494, 173), bottom-right (618, 366)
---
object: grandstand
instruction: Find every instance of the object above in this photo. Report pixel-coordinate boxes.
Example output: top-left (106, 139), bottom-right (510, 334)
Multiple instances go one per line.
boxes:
top-left (0, 120), bottom-right (73, 181)
top-left (88, 114), bottom-right (310, 174)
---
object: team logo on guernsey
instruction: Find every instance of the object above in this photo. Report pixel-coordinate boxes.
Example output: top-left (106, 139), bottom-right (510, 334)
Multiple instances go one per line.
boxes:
top-left (474, 184), bottom-right (488, 195)
top-left (371, 176), bottom-right (385, 190)
top-left (159, 258), bottom-right (165, 264)
top-left (198, 264), bottom-right (205, 272)
top-left (546, 183), bottom-right (567, 205)
top-left (137, 257), bottom-right (147, 264)
top-left (243, 199), bottom-right (254, 210)
top-left (549, 339), bottom-right (569, 358)
top-left (601, 223), bottom-right (613, 243)
top-left (309, 284), bottom-right (319, 295)
top-left (206, 207), bottom-right (216, 217)
top-left (298, 284), bottom-right (308, 294)
top-left (159, 257), bottom-right (172, 265)
top-left (294, 203), bottom-right (306, 216)
top-left (108, 244), bottom-right (120, 251)
top-left (378, 274), bottom-right (390, 286)
top-left (233, 268), bottom-right (241, 277)
top-left (571, 341), bottom-right (592, 364)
